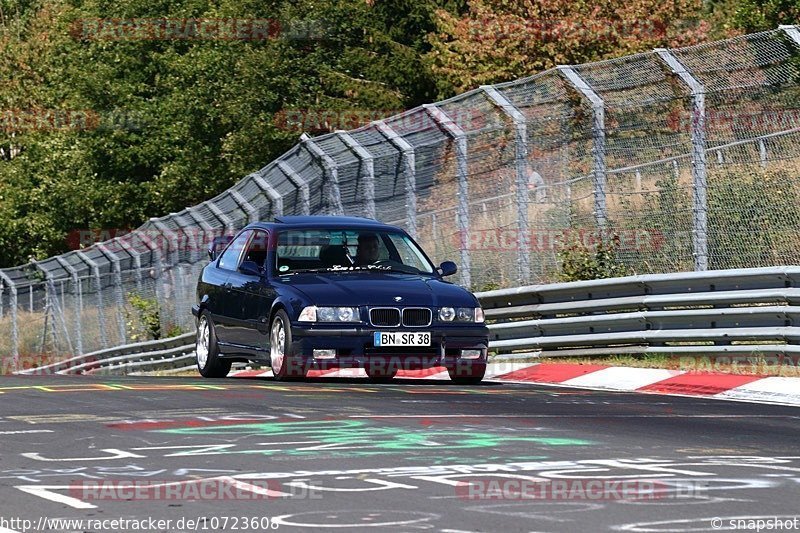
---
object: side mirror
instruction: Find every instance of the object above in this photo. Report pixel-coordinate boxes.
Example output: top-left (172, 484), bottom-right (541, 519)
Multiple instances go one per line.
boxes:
top-left (239, 260), bottom-right (263, 277)
top-left (438, 261), bottom-right (458, 277)
top-left (208, 235), bottom-right (233, 261)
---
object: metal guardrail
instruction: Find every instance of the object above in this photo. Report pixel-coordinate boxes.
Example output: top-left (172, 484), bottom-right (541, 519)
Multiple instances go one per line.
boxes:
top-left (17, 332), bottom-right (196, 376)
top-left (15, 266), bottom-right (800, 376)
top-left (477, 266), bottom-right (800, 357)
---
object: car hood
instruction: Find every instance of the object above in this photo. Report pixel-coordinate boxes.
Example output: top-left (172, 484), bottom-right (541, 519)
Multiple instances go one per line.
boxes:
top-left (274, 272), bottom-right (478, 308)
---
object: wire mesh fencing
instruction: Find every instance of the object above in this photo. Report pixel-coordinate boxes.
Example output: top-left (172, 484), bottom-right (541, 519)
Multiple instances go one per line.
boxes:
top-left (2, 26), bottom-right (800, 364)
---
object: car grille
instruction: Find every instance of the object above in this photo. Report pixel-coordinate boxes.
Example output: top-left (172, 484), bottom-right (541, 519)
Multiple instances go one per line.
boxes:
top-left (370, 308), bottom-right (401, 327)
top-left (402, 307), bottom-right (432, 327)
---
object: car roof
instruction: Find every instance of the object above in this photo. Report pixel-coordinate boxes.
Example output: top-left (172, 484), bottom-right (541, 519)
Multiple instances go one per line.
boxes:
top-left (244, 215), bottom-right (401, 232)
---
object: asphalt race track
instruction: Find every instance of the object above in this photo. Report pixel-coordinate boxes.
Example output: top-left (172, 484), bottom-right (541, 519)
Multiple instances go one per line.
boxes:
top-left (0, 374), bottom-right (799, 532)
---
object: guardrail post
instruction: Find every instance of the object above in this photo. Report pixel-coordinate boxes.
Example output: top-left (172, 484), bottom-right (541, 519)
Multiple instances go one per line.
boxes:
top-left (423, 104), bottom-right (471, 288)
top-left (0, 271), bottom-right (19, 365)
top-left (301, 133), bottom-right (343, 215)
top-left (336, 130), bottom-right (375, 220)
top-left (96, 243), bottom-right (128, 345)
top-left (75, 251), bottom-right (108, 349)
top-left (248, 171), bottom-right (284, 218)
top-left (374, 120), bottom-right (417, 238)
top-left (278, 160), bottom-right (311, 215)
top-left (482, 85), bottom-right (531, 285)
top-left (557, 66), bottom-right (607, 230)
top-left (654, 48), bottom-right (708, 271)
top-left (55, 256), bottom-right (83, 355)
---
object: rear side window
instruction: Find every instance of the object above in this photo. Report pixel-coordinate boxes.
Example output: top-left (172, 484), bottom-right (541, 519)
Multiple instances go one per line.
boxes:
top-left (218, 230), bottom-right (252, 271)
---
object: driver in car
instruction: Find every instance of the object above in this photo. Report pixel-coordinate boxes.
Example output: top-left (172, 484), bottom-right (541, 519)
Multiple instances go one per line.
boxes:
top-left (354, 233), bottom-right (380, 266)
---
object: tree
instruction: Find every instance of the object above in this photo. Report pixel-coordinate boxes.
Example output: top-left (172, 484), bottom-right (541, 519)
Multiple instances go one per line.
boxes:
top-left (426, 0), bottom-right (713, 96)
top-left (0, 0), bottom-right (464, 267)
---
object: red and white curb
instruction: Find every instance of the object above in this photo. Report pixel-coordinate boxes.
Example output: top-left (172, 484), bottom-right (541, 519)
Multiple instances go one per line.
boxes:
top-left (230, 362), bottom-right (800, 407)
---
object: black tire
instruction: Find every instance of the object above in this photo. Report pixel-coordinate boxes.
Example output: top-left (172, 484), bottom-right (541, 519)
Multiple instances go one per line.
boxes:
top-left (270, 309), bottom-right (306, 381)
top-left (196, 312), bottom-right (232, 378)
top-left (448, 362), bottom-right (486, 385)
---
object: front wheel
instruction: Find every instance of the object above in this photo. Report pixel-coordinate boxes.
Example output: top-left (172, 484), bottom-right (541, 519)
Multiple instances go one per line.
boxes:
top-left (270, 310), bottom-right (306, 381)
top-left (448, 362), bottom-right (485, 385)
top-left (196, 313), bottom-right (232, 378)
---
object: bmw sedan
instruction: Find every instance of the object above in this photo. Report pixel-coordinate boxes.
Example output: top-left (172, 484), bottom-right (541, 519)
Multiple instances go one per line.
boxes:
top-left (192, 216), bottom-right (489, 383)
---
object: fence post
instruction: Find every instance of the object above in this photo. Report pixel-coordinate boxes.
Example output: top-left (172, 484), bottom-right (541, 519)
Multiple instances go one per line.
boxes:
top-left (96, 243), bottom-right (128, 345)
top-left (423, 104), bottom-right (471, 288)
top-left (374, 120), bottom-right (417, 239)
top-left (248, 171), bottom-right (284, 218)
top-left (55, 256), bottom-right (83, 355)
top-left (75, 251), bottom-right (108, 349)
top-left (115, 238), bottom-right (142, 293)
top-left (654, 48), bottom-right (708, 271)
top-left (181, 210), bottom-right (209, 264)
top-left (0, 271), bottom-right (19, 366)
top-left (150, 219), bottom-right (179, 268)
top-left (336, 130), bottom-right (375, 220)
top-left (278, 160), bottom-right (311, 215)
top-left (301, 133), bottom-right (343, 215)
top-left (557, 66), bottom-right (607, 230)
top-left (137, 235), bottom-right (168, 334)
top-left (204, 200), bottom-right (238, 235)
top-left (33, 262), bottom-right (74, 356)
top-left (149, 219), bottom-right (180, 331)
top-left (780, 24), bottom-right (800, 45)
top-left (230, 191), bottom-right (259, 225)
top-left (482, 85), bottom-right (531, 285)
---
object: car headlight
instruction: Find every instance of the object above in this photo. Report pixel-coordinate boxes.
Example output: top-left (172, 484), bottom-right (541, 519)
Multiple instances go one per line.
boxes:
top-left (298, 306), bottom-right (360, 323)
top-left (439, 307), bottom-right (455, 321)
top-left (439, 307), bottom-right (484, 323)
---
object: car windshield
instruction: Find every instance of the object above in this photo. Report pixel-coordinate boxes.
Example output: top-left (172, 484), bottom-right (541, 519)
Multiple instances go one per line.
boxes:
top-left (275, 228), bottom-right (436, 275)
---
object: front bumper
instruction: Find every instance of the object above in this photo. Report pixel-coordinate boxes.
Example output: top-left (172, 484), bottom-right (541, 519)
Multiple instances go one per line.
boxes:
top-left (289, 323), bottom-right (489, 370)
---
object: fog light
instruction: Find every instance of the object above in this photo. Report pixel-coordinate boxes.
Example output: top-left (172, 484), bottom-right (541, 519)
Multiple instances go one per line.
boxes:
top-left (313, 349), bottom-right (336, 359)
top-left (460, 349), bottom-right (482, 359)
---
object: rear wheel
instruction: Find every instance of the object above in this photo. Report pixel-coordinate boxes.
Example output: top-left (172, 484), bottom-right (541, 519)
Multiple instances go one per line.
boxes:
top-left (270, 310), bottom-right (306, 381)
top-left (448, 362), bottom-right (485, 385)
top-left (196, 313), bottom-right (232, 378)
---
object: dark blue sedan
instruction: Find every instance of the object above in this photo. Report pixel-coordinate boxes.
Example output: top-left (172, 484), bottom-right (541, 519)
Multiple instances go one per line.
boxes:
top-left (191, 216), bottom-right (488, 383)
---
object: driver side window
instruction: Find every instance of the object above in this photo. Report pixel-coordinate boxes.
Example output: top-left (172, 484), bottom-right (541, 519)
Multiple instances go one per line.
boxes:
top-left (218, 230), bottom-right (252, 271)
top-left (242, 230), bottom-right (269, 268)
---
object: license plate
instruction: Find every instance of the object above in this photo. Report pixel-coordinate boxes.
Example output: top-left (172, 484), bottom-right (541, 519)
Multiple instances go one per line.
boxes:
top-left (373, 332), bottom-right (431, 347)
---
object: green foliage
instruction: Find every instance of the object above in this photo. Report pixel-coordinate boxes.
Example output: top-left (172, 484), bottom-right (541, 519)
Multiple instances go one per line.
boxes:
top-left (426, 0), bottom-right (713, 96)
top-left (125, 292), bottom-right (161, 341)
top-left (707, 166), bottom-right (800, 268)
top-left (166, 324), bottom-right (184, 338)
top-left (730, 0), bottom-right (800, 31)
top-left (0, 0), bottom-right (461, 267)
top-left (557, 235), bottom-right (631, 282)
